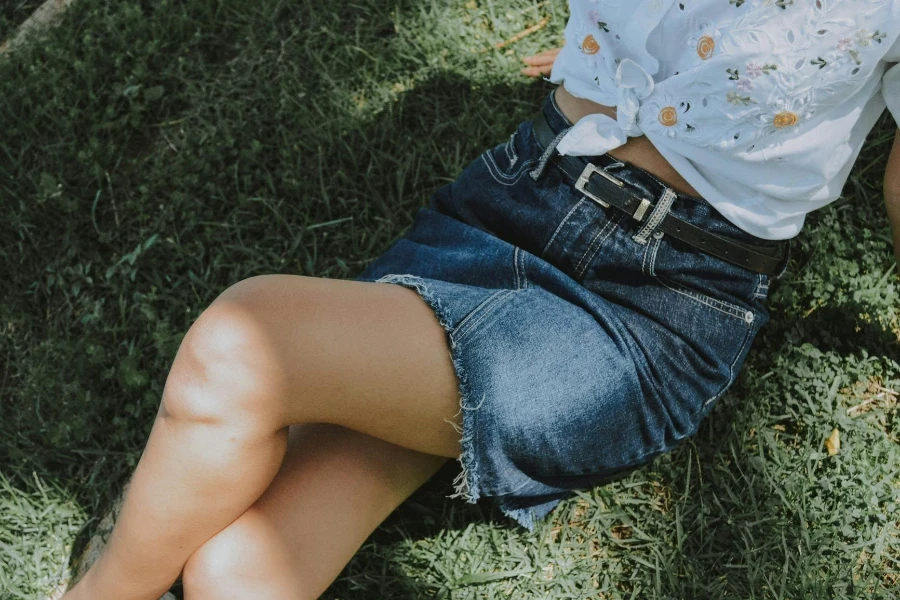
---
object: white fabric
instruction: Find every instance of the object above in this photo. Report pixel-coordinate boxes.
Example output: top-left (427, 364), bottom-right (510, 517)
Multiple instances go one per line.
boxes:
top-left (549, 0), bottom-right (900, 240)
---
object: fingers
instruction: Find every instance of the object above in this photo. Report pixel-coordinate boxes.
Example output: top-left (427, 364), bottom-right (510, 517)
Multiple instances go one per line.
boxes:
top-left (520, 47), bottom-right (562, 77)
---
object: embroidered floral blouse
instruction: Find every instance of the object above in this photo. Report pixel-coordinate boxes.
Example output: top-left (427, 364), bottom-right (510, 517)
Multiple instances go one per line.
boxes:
top-left (548, 0), bottom-right (900, 239)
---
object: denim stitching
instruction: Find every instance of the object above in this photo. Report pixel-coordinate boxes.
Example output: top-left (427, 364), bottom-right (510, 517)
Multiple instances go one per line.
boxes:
top-left (481, 151), bottom-right (538, 186)
top-left (703, 318), bottom-right (755, 407)
top-left (452, 289), bottom-right (518, 343)
top-left (752, 273), bottom-right (769, 298)
top-left (451, 289), bottom-right (510, 340)
top-left (513, 247), bottom-right (521, 290)
top-left (529, 127), bottom-right (571, 181)
top-left (515, 246), bottom-right (528, 290)
top-left (505, 131), bottom-right (518, 166)
top-left (574, 216), bottom-right (618, 276)
top-left (641, 238), bottom-right (651, 274)
top-left (648, 235), bottom-right (663, 276)
top-left (455, 291), bottom-right (517, 342)
top-left (633, 188), bottom-right (677, 245)
top-left (542, 198), bottom-right (586, 258)
top-left (654, 274), bottom-right (755, 322)
top-left (453, 290), bottom-right (518, 343)
top-left (575, 213), bottom-right (622, 278)
top-left (641, 234), bottom-right (663, 276)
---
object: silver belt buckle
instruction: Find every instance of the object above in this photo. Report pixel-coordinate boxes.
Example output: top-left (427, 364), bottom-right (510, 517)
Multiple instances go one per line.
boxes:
top-left (574, 163), bottom-right (652, 222)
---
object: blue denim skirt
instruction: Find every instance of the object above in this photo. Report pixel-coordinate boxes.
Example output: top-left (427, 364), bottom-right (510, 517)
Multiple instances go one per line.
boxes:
top-left (354, 86), bottom-right (785, 531)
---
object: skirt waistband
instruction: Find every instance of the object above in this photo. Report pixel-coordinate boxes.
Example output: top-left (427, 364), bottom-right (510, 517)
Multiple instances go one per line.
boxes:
top-left (536, 87), bottom-right (791, 276)
top-left (541, 87), bottom-right (788, 252)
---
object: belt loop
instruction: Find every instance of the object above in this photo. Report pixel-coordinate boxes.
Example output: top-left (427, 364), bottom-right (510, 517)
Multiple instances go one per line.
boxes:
top-left (529, 126), bottom-right (571, 181)
top-left (633, 187), bottom-right (678, 245)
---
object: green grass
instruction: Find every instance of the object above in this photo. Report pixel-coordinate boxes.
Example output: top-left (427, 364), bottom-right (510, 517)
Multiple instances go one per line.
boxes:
top-left (0, 0), bottom-right (46, 39)
top-left (1, 0), bottom-right (898, 598)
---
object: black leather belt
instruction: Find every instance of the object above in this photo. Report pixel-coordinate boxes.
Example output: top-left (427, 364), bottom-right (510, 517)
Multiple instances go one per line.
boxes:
top-left (531, 108), bottom-right (790, 277)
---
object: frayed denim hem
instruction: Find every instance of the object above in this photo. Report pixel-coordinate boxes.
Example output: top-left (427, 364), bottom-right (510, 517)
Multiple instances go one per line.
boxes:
top-left (494, 494), bottom-right (567, 533)
top-left (371, 273), bottom-right (485, 510)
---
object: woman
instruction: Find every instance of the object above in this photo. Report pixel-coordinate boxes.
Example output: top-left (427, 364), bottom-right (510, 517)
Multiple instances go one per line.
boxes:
top-left (64, 2), bottom-right (900, 598)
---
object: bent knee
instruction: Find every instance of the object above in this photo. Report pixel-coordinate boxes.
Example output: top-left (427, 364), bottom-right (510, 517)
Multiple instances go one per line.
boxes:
top-left (181, 506), bottom-right (302, 597)
top-left (162, 281), bottom-right (291, 426)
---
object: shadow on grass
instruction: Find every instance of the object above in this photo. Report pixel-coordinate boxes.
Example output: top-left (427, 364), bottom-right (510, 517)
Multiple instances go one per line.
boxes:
top-left (60, 68), bottom-right (899, 597)
top-left (54, 71), bottom-right (551, 599)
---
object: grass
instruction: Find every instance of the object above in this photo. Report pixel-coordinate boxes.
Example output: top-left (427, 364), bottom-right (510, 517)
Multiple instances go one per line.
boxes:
top-left (0, 0), bottom-right (898, 598)
top-left (0, 0), bottom-right (47, 39)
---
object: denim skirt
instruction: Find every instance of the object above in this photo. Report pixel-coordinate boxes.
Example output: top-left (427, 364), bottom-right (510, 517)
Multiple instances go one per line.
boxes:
top-left (354, 86), bottom-right (786, 532)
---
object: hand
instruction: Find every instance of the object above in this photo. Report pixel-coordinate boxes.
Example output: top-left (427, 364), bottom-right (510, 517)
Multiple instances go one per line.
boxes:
top-left (520, 46), bottom-right (563, 77)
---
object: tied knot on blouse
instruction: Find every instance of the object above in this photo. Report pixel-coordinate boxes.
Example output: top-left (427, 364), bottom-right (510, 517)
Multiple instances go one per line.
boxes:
top-left (556, 58), bottom-right (655, 157)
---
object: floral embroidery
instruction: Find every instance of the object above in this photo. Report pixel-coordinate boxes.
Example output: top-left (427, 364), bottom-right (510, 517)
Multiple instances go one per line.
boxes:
top-left (772, 111), bottom-right (798, 128)
top-left (658, 106), bottom-right (678, 126)
top-left (587, 9), bottom-right (610, 32)
top-left (697, 35), bottom-right (716, 59)
top-left (745, 62), bottom-right (776, 78)
top-left (724, 62), bottom-right (775, 97)
top-left (581, 34), bottom-right (600, 55)
top-left (726, 90), bottom-right (755, 106)
top-left (855, 29), bottom-right (887, 47)
top-left (556, 0), bottom-right (899, 153)
top-left (687, 21), bottom-right (723, 61)
top-left (810, 28), bottom-right (890, 71)
top-left (642, 94), bottom-right (698, 138)
top-left (754, 92), bottom-right (814, 135)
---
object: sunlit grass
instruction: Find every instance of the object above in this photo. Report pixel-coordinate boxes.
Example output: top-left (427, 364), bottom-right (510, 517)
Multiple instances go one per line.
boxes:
top-left (1, 1), bottom-right (898, 598)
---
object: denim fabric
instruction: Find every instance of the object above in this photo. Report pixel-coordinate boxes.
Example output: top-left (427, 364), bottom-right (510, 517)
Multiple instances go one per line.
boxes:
top-left (353, 87), bottom-right (778, 532)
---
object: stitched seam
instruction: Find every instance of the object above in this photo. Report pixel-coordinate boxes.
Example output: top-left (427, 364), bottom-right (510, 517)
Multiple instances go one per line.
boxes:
top-left (703, 319), bottom-right (754, 407)
top-left (453, 289), bottom-right (518, 343)
top-left (634, 188), bottom-right (677, 245)
top-left (648, 235), bottom-right (663, 276)
top-left (505, 131), bottom-right (518, 165)
top-left (641, 235), bottom-right (652, 275)
top-left (655, 275), bottom-right (751, 321)
top-left (642, 234), bottom-right (662, 276)
top-left (517, 247), bottom-right (528, 290)
top-left (574, 217), bottom-right (617, 276)
top-left (542, 198), bottom-right (585, 257)
top-left (513, 247), bottom-right (521, 290)
top-left (451, 289), bottom-right (510, 340)
top-left (481, 151), bottom-right (538, 186)
top-left (752, 273), bottom-right (769, 298)
top-left (575, 214), bottom-right (621, 278)
top-left (456, 292), bottom-right (513, 341)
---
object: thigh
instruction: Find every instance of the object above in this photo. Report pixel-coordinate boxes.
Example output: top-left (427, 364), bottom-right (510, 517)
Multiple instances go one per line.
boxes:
top-left (182, 423), bottom-right (448, 598)
top-left (213, 274), bottom-right (463, 459)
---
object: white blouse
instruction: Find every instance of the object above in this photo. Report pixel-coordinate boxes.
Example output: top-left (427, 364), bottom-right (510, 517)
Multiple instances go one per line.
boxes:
top-left (548, 0), bottom-right (900, 240)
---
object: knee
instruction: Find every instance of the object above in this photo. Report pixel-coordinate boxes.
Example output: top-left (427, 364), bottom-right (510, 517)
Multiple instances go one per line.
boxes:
top-left (161, 276), bottom-right (289, 427)
top-left (181, 507), bottom-right (302, 598)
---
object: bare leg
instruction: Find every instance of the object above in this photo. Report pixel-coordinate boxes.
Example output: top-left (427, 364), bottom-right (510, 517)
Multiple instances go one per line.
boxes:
top-left (62, 275), bottom-right (463, 600)
top-left (180, 423), bottom-right (448, 599)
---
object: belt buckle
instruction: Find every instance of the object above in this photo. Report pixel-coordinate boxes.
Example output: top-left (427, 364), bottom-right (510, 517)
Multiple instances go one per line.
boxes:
top-left (574, 163), bottom-right (653, 222)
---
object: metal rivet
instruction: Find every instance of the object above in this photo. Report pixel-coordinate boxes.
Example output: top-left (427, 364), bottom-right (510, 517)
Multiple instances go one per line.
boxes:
top-left (653, 230), bottom-right (664, 239)
top-left (745, 311), bottom-right (754, 323)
